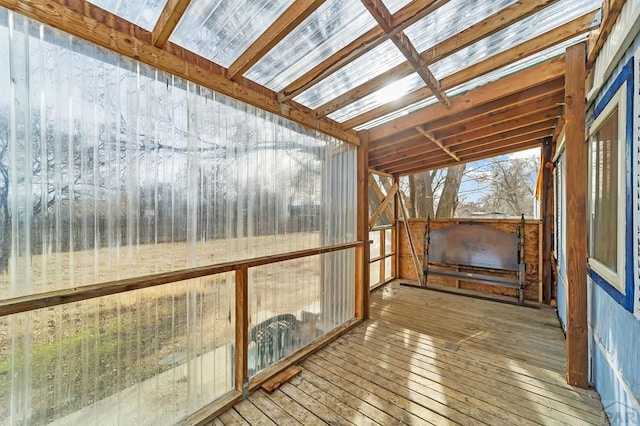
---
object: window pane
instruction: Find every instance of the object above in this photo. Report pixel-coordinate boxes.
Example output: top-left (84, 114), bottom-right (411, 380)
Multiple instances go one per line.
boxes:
top-left (591, 109), bottom-right (618, 271)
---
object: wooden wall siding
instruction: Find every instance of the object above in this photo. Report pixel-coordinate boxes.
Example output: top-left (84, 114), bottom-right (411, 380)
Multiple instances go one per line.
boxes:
top-left (398, 219), bottom-right (542, 302)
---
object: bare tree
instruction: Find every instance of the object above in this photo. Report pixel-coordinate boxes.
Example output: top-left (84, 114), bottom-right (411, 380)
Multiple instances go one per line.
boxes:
top-left (475, 157), bottom-right (538, 216)
top-left (402, 164), bottom-right (467, 218)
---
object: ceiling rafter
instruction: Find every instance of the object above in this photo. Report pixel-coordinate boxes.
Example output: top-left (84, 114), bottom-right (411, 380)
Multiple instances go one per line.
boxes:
top-left (361, 0), bottom-right (450, 107)
top-left (277, 0), bottom-right (451, 102)
top-left (368, 55), bottom-right (565, 142)
top-left (0, 0), bottom-right (359, 146)
top-left (369, 79), bottom-right (565, 151)
top-left (439, 108), bottom-right (562, 145)
top-left (340, 11), bottom-right (595, 129)
top-left (315, 0), bottom-right (564, 118)
top-left (414, 126), bottom-right (459, 161)
top-left (227, 0), bottom-right (326, 80)
top-left (152, 0), bottom-right (191, 48)
top-left (370, 103), bottom-right (562, 165)
top-left (382, 135), bottom-right (546, 175)
top-left (373, 123), bottom-right (553, 171)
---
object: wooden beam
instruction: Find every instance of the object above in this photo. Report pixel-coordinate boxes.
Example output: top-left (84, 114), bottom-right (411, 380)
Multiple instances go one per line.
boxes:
top-left (0, 0), bottom-right (359, 146)
top-left (415, 126), bottom-right (459, 161)
top-left (377, 128), bottom-right (552, 171)
top-left (587, 0), bottom-right (626, 67)
top-left (0, 242), bottom-right (360, 317)
top-left (552, 117), bottom-right (565, 143)
top-left (278, 0), bottom-right (449, 102)
top-left (369, 183), bottom-right (399, 228)
top-left (227, 0), bottom-right (325, 79)
top-left (151, 0), bottom-right (191, 48)
top-left (235, 267), bottom-right (249, 394)
top-left (440, 111), bottom-right (561, 146)
top-left (317, 0), bottom-right (565, 118)
top-left (368, 78), bottom-right (565, 150)
top-left (361, 0), bottom-right (450, 107)
top-left (368, 55), bottom-right (565, 142)
top-left (356, 130), bottom-right (370, 319)
top-left (541, 137), bottom-right (554, 304)
top-left (564, 42), bottom-right (588, 389)
top-left (390, 138), bottom-right (543, 176)
top-left (342, 43), bottom-right (570, 130)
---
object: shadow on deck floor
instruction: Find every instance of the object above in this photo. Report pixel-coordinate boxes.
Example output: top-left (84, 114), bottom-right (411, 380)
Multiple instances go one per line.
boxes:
top-left (212, 281), bottom-right (606, 425)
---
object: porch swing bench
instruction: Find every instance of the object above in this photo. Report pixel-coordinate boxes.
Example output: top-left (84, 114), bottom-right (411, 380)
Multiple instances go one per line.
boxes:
top-left (422, 215), bottom-right (526, 304)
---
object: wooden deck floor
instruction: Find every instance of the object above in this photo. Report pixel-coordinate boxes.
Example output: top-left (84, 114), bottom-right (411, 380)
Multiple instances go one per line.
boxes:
top-left (212, 282), bottom-right (607, 425)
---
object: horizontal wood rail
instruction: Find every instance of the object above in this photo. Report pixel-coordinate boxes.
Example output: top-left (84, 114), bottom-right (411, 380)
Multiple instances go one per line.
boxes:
top-left (0, 241), bottom-right (362, 317)
top-left (369, 252), bottom-right (396, 263)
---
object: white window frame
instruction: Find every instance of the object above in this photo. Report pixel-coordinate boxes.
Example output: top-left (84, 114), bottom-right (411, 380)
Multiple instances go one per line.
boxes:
top-left (587, 82), bottom-right (627, 293)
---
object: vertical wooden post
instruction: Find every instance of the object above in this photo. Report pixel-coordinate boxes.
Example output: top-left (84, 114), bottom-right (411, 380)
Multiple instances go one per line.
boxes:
top-left (379, 229), bottom-right (386, 283)
top-left (565, 41), bottom-right (589, 389)
top-left (542, 136), bottom-right (554, 304)
top-left (392, 174), bottom-right (400, 279)
top-left (355, 131), bottom-right (370, 319)
top-left (235, 267), bottom-right (249, 395)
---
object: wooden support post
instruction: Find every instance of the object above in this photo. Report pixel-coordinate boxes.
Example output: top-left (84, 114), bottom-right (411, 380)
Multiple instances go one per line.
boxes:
top-left (564, 42), bottom-right (588, 389)
top-left (542, 136), bottom-right (554, 304)
top-left (235, 267), bottom-right (249, 396)
top-left (379, 230), bottom-right (386, 283)
top-left (356, 131), bottom-right (370, 319)
top-left (392, 174), bottom-right (399, 279)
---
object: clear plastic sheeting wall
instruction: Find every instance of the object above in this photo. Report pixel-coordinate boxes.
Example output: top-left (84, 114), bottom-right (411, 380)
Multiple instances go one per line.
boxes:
top-left (0, 8), bottom-right (357, 299)
top-left (0, 273), bottom-right (236, 425)
top-left (247, 250), bottom-right (355, 375)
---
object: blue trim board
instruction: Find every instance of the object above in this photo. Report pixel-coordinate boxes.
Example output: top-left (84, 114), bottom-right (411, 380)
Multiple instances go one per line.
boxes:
top-left (589, 56), bottom-right (635, 313)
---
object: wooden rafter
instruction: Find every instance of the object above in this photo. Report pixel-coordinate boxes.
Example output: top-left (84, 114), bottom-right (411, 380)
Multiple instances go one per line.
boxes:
top-left (316, 0), bottom-right (564, 118)
top-left (386, 137), bottom-right (545, 175)
top-left (369, 79), bottom-right (565, 152)
top-left (439, 110), bottom-right (562, 145)
top-left (362, 0), bottom-right (450, 107)
top-left (277, 0), bottom-right (450, 102)
top-left (0, 0), bottom-right (359, 146)
top-left (227, 0), bottom-right (326, 80)
top-left (152, 0), bottom-right (191, 48)
top-left (414, 126), bottom-right (459, 161)
top-left (341, 10), bottom-right (595, 129)
top-left (368, 55), bottom-right (565, 142)
top-left (373, 125), bottom-right (553, 171)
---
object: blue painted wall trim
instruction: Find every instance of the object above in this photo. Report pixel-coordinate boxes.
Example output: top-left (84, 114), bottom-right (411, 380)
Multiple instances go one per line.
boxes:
top-left (588, 56), bottom-right (635, 313)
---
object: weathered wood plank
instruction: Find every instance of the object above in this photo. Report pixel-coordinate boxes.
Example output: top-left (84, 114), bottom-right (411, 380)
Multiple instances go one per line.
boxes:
top-left (564, 42), bottom-right (588, 389)
top-left (227, 0), bottom-right (326, 79)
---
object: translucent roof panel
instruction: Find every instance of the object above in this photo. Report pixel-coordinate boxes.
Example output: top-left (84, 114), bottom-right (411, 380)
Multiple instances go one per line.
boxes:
top-left (170, 0), bottom-right (294, 68)
top-left (405, 0), bottom-right (517, 53)
top-left (86, 0), bottom-right (167, 30)
top-left (443, 35), bottom-right (587, 99)
top-left (293, 40), bottom-right (406, 109)
top-left (429, 0), bottom-right (601, 80)
top-left (355, 36), bottom-right (586, 131)
top-left (329, 73), bottom-right (425, 122)
top-left (246, 0), bottom-right (409, 92)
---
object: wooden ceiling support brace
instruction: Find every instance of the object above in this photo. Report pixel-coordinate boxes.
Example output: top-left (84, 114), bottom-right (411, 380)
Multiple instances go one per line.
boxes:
top-left (362, 0), bottom-right (450, 107)
top-left (415, 126), bottom-right (459, 161)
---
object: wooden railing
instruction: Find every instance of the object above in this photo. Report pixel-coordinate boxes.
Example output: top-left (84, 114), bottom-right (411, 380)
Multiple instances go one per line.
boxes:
top-left (0, 241), bottom-right (364, 424)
